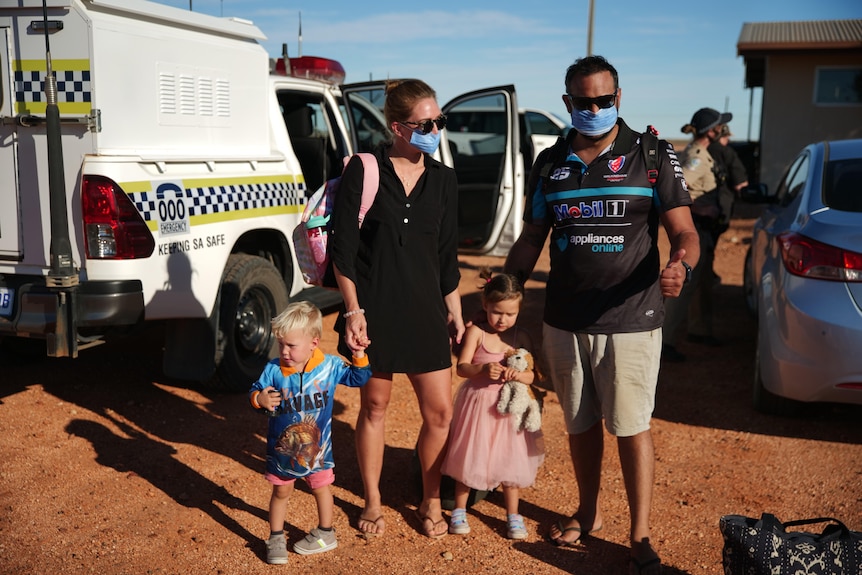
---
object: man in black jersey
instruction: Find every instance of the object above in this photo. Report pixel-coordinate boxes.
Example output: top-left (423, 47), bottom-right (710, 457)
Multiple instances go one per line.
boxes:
top-left (505, 55), bottom-right (700, 575)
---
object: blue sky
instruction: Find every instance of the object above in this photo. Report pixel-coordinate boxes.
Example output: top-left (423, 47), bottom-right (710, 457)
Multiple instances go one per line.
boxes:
top-left (154, 0), bottom-right (859, 141)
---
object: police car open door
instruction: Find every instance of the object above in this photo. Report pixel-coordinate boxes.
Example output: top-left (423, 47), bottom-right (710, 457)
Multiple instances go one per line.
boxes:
top-left (341, 83), bottom-right (522, 256)
top-left (0, 26), bottom-right (21, 265)
top-left (442, 85), bottom-right (521, 256)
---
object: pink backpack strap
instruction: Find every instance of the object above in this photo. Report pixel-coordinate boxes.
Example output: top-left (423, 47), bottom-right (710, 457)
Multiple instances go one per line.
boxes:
top-left (342, 152), bottom-right (380, 228)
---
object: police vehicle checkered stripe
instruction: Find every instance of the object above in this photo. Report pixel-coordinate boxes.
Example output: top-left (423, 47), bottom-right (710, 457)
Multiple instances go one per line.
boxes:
top-left (130, 181), bottom-right (304, 222)
top-left (14, 70), bottom-right (92, 104)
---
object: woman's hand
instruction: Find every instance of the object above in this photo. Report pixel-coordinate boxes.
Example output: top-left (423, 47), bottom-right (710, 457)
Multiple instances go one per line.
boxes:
top-left (344, 312), bottom-right (370, 353)
top-left (450, 314), bottom-right (466, 347)
top-left (443, 289), bottom-right (465, 346)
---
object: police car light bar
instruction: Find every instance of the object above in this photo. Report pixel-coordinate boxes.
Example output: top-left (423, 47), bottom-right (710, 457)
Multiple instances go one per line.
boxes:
top-left (273, 56), bottom-right (346, 85)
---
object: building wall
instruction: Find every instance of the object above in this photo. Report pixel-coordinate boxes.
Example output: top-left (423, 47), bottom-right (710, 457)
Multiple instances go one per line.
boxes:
top-left (760, 52), bottom-right (862, 189)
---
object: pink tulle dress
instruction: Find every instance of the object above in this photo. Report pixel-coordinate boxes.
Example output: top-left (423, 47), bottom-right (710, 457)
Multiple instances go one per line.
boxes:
top-left (441, 333), bottom-right (545, 491)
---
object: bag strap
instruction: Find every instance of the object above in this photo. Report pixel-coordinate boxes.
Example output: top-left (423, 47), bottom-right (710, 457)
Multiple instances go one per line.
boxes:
top-left (342, 152), bottom-right (379, 228)
top-left (755, 512), bottom-right (785, 534)
top-left (782, 517), bottom-right (849, 533)
top-left (759, 513), bottom-right (852, 543)
top-left (536, 137), bottom-right (571, 239)
top-left (641, 125), bottom-right (659, 185)
top-left (538, 136), bottom-right (569, 183)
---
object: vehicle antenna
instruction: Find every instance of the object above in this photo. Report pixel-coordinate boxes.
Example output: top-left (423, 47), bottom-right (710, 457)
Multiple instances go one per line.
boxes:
top-left (40, 0), bottom-right (79, 357)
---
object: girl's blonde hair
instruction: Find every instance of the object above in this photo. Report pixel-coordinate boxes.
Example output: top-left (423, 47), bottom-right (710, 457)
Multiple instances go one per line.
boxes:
top-left (271, 301), bottom-right (322, 339)
top-left (478, 267), bottom-right (524, 305)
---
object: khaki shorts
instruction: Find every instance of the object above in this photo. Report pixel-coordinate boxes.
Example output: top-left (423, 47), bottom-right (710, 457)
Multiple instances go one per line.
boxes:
top-left (542, 324), bottom-right (661, 437)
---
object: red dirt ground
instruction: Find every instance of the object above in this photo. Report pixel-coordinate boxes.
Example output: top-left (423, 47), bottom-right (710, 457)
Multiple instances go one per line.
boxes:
top-left (1, 217), bottom-right (861, 575)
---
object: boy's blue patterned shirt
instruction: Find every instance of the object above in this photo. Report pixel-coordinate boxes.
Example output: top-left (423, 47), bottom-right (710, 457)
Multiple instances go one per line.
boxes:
top-left (249, 348), bottom-right (370, 479)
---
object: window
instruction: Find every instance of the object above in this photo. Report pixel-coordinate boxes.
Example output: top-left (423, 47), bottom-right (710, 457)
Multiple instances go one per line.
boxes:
top-left (776, 152), bottom-right (809, 208)
top-left (524, 110), bottom-right (564, 136)
top-left (814, 67), bottom-right (862, 105)
top-left (341, 94), bottom-right (388, 153)
top-left (824, 159), bottom-right (862, 213)
top-left (278, 91), bottom-right (343, 192)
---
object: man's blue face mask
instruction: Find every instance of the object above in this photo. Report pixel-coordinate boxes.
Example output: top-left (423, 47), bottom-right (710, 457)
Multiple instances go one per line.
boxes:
top-left (571, 105), bottom-right (618, 137)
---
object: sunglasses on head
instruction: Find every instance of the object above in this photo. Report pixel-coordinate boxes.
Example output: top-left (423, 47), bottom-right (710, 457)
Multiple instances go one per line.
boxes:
top-left (565, 92), bottom-right (617, 111)
top-left (400, 114), bottom-right (447, 134)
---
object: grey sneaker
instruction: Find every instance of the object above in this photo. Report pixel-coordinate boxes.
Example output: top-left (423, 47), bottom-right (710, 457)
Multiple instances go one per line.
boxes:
top-left (265, 533), bottom-right (288, 565)
top-left (292, 527), bottom-right (337, 555)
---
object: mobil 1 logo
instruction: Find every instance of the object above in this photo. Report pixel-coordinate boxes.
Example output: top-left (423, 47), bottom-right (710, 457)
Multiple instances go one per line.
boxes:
top-left (155, 181), bottom-right (191, 236)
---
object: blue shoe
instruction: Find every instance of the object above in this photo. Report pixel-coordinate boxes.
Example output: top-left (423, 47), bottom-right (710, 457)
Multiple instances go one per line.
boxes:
top-left (449, 508), bottom-right (470, 535)
top-left (507, 514), bottom-right (528, 540)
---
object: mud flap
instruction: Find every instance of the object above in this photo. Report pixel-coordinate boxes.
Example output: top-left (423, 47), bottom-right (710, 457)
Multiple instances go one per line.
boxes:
top-left (47, 289), bottom-right (78, 358)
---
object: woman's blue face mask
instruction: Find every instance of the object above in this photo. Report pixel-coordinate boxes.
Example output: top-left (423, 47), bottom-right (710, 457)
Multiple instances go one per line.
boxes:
top-left (407, 129), bottom-right (441, 155)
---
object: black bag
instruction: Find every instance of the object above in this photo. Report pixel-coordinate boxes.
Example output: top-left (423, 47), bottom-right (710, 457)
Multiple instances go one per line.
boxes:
top-left (720, 513), bottom-right (862, 575)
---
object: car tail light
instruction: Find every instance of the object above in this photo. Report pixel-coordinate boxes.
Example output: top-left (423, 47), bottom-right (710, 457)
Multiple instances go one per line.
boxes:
top-left (82, 176), bottom-right (155, 259)
top-left (778, 232), bottom-right (862, 282)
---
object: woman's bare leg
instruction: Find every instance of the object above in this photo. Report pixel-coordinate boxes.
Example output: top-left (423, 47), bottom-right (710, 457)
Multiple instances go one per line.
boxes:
top-left (410, 368), bottom-right (453, 537)
top-left (355, 373), bottom-right (392, 535)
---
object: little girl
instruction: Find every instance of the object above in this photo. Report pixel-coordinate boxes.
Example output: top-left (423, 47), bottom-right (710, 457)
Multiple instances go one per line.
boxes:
top-left (441, 269), bottom-right (545, 539)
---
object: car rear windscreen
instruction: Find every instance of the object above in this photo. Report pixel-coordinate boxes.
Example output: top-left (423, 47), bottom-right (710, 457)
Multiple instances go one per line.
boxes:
top-left (825, 159), bottom-right (862, 212)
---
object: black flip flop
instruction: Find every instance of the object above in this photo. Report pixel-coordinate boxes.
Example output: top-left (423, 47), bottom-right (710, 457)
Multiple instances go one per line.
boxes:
top-left (548, 518), bottom-right (603, 547)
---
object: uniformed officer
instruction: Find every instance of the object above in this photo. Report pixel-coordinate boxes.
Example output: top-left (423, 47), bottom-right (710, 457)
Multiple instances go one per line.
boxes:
top-left (662, 107), bottom-right (731, 362)
top-left (709, 125), bottom-right (750, 238)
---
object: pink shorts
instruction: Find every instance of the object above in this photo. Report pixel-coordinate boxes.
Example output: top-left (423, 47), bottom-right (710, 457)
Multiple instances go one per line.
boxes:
top-left (265, 467), bottom-right (334, 489)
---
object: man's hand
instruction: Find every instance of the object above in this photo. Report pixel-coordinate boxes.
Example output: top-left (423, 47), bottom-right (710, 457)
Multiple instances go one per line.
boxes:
top-left (660, 249), bottom-right (689, 298)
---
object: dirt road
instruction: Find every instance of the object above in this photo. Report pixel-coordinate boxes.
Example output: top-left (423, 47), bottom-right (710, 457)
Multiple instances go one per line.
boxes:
top-left (1, 218), bottom-right (860, 575)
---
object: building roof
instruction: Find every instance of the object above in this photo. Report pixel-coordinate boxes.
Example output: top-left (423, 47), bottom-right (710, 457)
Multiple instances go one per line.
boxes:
top-left (737, 19), bottom-right (862, 88)
top-left (737, 19), bottom-right (862, 54)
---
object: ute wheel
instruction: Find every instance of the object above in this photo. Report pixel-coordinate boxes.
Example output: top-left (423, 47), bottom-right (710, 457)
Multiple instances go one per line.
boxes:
top-left (206, 254), bottom-right (288, 392)
top-left (743, 247), bottom-right (757, 319)
top-left (752, 339), bottom-right (801, 416)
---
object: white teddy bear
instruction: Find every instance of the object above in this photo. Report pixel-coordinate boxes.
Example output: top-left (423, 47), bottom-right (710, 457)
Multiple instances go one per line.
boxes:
top-left (496, 348), bottom-right (542, 432)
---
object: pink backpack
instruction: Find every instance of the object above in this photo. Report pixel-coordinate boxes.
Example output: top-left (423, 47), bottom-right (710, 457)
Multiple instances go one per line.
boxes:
top-left (292, 153), bottom-right (379, 288)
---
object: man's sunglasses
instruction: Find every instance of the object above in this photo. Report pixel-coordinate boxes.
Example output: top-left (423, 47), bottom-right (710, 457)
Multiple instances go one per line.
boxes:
top-left (565, 92), bottom-right (617, 111)
top-left (400, 115), bottom-right (447, 135)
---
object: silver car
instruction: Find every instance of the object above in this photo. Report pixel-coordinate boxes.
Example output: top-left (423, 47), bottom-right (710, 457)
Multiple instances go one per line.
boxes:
top-left (743, 138), bottom-right (862, 414)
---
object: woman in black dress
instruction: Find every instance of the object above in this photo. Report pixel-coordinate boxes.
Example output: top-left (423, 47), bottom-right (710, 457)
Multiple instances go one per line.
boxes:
top-left (331, 79), bottom-right (464, 539)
